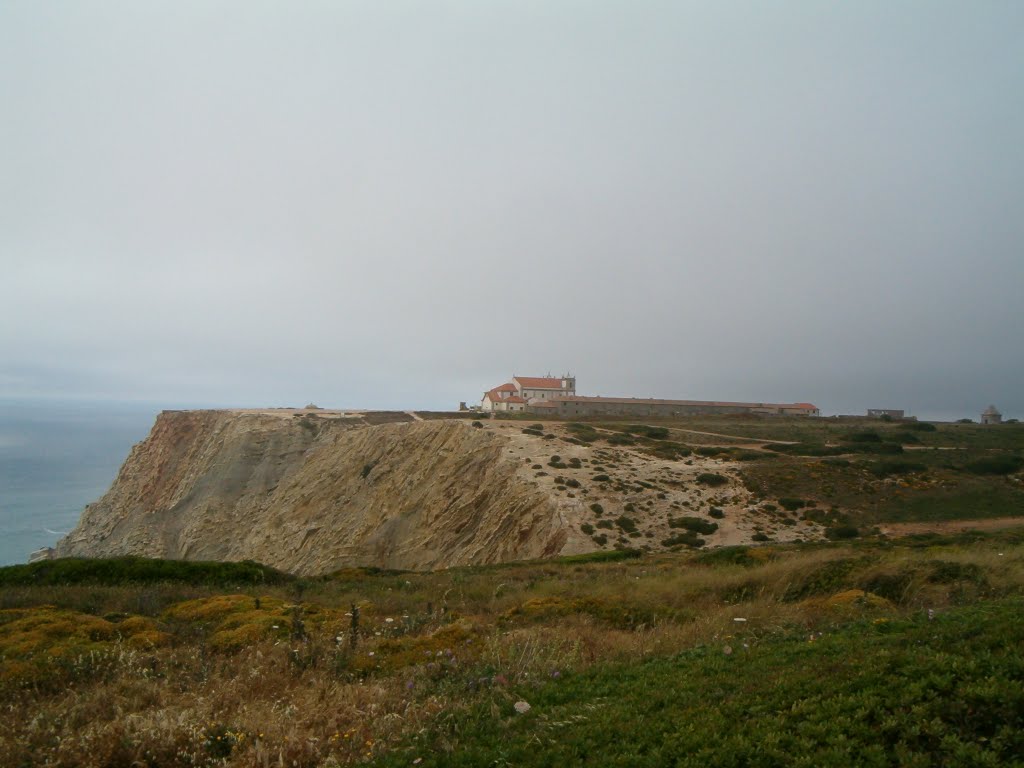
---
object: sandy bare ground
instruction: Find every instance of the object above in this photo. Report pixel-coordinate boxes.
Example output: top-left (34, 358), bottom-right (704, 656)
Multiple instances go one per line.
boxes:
top-left (483, 421), bottom-right (821, 553)
top-left (879, 517), bottom-right (1024, 536)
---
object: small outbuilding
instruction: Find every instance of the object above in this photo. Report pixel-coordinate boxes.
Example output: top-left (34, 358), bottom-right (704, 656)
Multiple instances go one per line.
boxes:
top-left (981, 405), bottom-right (1002, 425)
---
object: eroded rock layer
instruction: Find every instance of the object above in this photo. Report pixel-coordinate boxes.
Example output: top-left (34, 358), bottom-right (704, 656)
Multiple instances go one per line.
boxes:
top-left (56, 412), bottom-right (568, 575)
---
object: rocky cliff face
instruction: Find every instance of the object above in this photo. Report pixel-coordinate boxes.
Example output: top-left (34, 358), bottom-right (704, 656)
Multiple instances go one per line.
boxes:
top-left (56, 411), bottom-right (575, 575)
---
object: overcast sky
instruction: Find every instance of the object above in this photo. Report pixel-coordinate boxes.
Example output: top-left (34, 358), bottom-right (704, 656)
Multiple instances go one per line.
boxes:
top-left (1, 2), bottom-right (1021, 419)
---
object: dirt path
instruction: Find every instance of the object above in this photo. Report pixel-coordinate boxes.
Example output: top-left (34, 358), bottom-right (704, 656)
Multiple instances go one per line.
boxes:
top-left (405, 411), bottom-right (424, 422)
top-left (667, 428), bottom-right (796, 445)
top-left (879, 517), bottom-right (1024, 536)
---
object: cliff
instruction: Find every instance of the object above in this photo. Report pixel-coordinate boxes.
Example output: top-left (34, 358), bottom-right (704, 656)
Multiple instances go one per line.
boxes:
top-left (56, 411), bottom-right (575, 575)
top-left (57, 410), bottom-right (817, 575)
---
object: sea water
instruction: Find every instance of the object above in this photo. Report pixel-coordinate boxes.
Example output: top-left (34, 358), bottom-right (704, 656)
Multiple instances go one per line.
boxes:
top-left (0, 399), bottom-right (159, 566)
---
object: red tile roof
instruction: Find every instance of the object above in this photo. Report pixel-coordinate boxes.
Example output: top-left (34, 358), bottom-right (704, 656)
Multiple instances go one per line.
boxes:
top-left (513, 376), bottom-right (568, 389)
top-left (504, 396), bottom-right (527, 404)
top-left (493, 383), bottom-right (518, 392)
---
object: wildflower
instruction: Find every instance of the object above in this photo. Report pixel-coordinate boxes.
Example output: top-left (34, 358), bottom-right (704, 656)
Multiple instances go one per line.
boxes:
top-left (514, 701), bottom-right (531, 714)
top-left (723, 645), bottom-right (733, 655)
top-left (385, 617), bottom-right (395, 623)
top-left (733, 617), bottom-right (747, 623)
top-left (368, 651), bottom-right (375, 657)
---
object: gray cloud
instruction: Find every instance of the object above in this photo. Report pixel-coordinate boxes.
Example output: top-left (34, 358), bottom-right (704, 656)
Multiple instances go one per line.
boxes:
top-left (2, 2), bottom-right (1022, 419)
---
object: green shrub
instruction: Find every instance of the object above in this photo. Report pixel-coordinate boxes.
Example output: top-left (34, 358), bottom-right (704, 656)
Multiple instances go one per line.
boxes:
top-left (558, 548), bottom-right (640, 564)
top-left (708, 507), bottom-right (725, 519)
top-left (471, 421), bottom-right (483, 428)
top-left (847, 431), bottom-right (882, 443)
top-left (694, 546), bottom-right (758, 566)
top-left (846, 441), bottom-right (904, 455)
top-left (696, 473), bottom-right (727, 487)
top-left (580, 523), bottom-right (595, 535)
top-left (869, 461), bottom-right (927, 478)
top-left (731, 450), bottom-right (768, 461)
top-left (751, 532), bottom-right (771, 542)
top-left (905, 421), bottom-right (938, 431)
top-left (779, 498), bottom-right (806, 511)
top-left (765, 443), bottom-right (846, 457)
top-left (593, 474), bottom-right (610, 482)
top-left (668, 517), bottom-right (719, 535)
top-left (645, 442), bottom-right (692, 460)
top-left (927, 560), bottom-right (987, 585)
top-left (661, 532), bottom-right (705, 548)
top-left (566, 423), bottom-right (600, 443)
top-left (695, 446), bottom-right (728, 457)
top-left (596, 520), bottom-right (614, 530)
top-left (614, 516), bottom-right (637, 533)
top-left (783, 558), bottom-right (860, 600)
top-left (590, 503), bottom-right (605, 515)
top-left (0, 557), bottom-right (292, 587)
top-left (522, 428), bottom-right (544, 436)
top-left (591, 534), bottom-right (608, 545)
top-left (963, 455), bottom-right (1023, 475)
top-left (565, 478), bottom-right (581, 489)
top-left (825, 525), bottom-right (860, 540)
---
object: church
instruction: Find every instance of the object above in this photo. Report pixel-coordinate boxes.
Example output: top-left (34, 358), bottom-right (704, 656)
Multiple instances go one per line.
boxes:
top-left (480, 374), bottom-right (576, 412)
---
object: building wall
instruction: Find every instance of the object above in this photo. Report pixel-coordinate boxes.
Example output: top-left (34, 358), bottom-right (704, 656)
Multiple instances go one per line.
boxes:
top-left (553, 402), bottom-right (745, 417)
top-left (520, 386), bottom-right (576, 401)
top-left (542, 401), bottom-right (817, 418)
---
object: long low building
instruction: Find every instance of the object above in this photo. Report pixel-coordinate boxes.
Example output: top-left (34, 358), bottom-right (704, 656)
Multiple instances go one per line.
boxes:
top-left (528, 396), bottom-right (820, 418)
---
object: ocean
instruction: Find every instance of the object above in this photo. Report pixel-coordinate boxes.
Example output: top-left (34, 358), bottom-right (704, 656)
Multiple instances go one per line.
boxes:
top-left (0, 399), bottom-right (160, 566)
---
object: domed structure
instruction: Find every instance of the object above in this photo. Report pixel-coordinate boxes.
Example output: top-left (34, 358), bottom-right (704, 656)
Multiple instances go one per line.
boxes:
top-left (981, 405), bottom-right (1002, 425)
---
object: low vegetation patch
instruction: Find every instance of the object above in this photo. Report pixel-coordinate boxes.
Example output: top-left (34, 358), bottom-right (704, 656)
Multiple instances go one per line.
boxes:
top-left (381, 598), bottom-right (1024, 767)
top-left (0, 557), bottom-right (292, 588)
top-left (667, 517), bottom-right (719, 535)
top-left (963, 454), bottom-right (1023, 475)
top-left (696, 473), bottom-right (728, 487)
top-left (3, 530), bottom-right (1024, 767)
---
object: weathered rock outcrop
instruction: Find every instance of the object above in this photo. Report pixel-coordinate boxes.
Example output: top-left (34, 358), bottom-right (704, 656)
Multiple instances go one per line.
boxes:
top-left (56, 411), bottom-right (571, 575)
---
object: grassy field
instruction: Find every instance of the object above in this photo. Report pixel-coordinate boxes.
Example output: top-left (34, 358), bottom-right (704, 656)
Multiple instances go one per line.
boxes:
top-left (2, 533), bottom-right (1023, 766)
